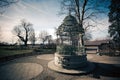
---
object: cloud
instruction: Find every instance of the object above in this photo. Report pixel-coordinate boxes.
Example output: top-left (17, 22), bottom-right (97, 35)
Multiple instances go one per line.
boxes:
top-left (90, 17), bottom-right (110, 40)
top-left (22, 1), bottom-right (47, 15)
top-left (0, 0), bottom-right (63, 43)
top-left (0, 0), bottom-right (110, 43)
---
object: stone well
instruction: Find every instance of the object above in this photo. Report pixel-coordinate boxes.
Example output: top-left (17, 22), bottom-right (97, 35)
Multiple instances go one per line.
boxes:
top-left (48, 14), bottom-right (94, 74)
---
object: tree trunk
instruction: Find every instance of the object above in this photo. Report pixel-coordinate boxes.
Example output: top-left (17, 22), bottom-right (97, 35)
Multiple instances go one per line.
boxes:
top-left (43, 41), bottom-right (45, 45)
top-left (24, 40), bottom-right (27, 46)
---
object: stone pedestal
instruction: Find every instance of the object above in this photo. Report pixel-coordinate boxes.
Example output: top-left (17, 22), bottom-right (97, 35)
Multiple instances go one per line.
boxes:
top-left (48, 53), bottom-right (95, 74)
top-left (48, 14), bottom-right (95, 74)
top-left (54, 53), bottom-right (87, 69)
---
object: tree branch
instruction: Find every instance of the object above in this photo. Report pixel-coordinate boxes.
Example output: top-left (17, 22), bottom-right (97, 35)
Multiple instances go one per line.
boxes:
top-left (17, 35), bottom-right (25, 42)
top-left (81, 0), bottom-right (88, 25)
top-left (84, 22), bottom-right (95, 32)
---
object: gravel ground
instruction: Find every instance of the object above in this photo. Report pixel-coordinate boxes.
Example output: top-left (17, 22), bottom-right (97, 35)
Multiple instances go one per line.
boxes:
top-left (0, 54), bottom-right (120, 80)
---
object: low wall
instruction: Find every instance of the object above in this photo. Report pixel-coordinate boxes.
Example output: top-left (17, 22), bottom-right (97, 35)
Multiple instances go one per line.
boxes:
top-left (54, 53), bottom-right (87, 69)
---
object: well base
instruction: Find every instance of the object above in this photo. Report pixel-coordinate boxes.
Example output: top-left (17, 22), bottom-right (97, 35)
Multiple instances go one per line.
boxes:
top-left (48, 60), bottom-right (95, 74)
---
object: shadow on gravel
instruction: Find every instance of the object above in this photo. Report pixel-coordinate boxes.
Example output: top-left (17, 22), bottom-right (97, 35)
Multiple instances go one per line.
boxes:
top-left (90, 62), bottom-right (120, 79)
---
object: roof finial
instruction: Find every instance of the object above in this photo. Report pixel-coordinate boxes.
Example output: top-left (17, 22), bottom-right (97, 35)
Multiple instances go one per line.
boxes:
top-left (68, 5), bottom-right (72, 15)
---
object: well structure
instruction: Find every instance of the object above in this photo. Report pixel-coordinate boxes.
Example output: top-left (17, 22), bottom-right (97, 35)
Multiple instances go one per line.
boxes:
top-left (48, 14), bottom-right (94, 74)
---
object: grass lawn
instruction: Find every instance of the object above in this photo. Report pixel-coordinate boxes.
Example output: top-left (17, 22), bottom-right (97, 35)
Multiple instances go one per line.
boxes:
top-left (0, 45), bottom-right (56, 58)
top-left (0, 47), bottom-right (33, 58)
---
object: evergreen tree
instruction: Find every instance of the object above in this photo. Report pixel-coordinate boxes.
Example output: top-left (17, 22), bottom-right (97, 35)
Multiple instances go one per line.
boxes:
top-left (108, 0), bottom-right (120, 44)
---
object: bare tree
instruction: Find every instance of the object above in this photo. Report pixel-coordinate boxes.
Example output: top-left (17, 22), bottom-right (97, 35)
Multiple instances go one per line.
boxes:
top-left (12, 19), bottom-right (34, 46)
top-left (29, 29), bottom-right (36, 46)
top-left (83, 31), bottom-right (92, 41)
top-left (60, 0), bottom-right (108, 24)
top-left (60, 0), bottom-right (108, 45)
top-left (39, 31), bottom-right (48, 44)
top-left (46, 35), bottom-right (52, 44)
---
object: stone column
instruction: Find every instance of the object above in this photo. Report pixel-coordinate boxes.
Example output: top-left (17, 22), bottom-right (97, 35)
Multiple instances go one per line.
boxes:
top-left (78, 33), bottom-right (86, 55)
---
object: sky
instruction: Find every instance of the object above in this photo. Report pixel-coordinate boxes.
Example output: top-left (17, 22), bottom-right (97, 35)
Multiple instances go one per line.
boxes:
top-left (0, 0), bottom-right (110, 44)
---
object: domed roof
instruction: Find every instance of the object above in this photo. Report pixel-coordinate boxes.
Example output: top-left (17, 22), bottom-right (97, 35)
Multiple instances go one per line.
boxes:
top-left (57, 15), bottom-right (79, 36)
top-left (63, 15), bottom-right (78, 22)
top-left (62, 15), bottom-right (78, 27)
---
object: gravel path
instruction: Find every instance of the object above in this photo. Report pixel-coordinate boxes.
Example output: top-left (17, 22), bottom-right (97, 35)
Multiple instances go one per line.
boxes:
top-left (0, 54), bottom-right (120, 80)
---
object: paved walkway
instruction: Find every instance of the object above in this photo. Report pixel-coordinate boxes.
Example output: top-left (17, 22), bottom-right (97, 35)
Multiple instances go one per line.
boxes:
top-left (0, 54), bottom-right (120, 80)
top-left (87, 54), bottom-right (120, 64)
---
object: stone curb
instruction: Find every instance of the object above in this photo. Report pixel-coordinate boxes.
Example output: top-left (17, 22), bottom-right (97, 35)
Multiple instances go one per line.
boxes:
top-left (0, 50), bottom-right (55, 63)
top-left (48, 60), bottom-right (95, 74)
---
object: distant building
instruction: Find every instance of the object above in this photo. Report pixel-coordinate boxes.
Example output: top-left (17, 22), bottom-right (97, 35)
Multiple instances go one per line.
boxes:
top-left (84, 39), bottom-right (110, 46)
top-left (84, 39), bottom-right (111, 54)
